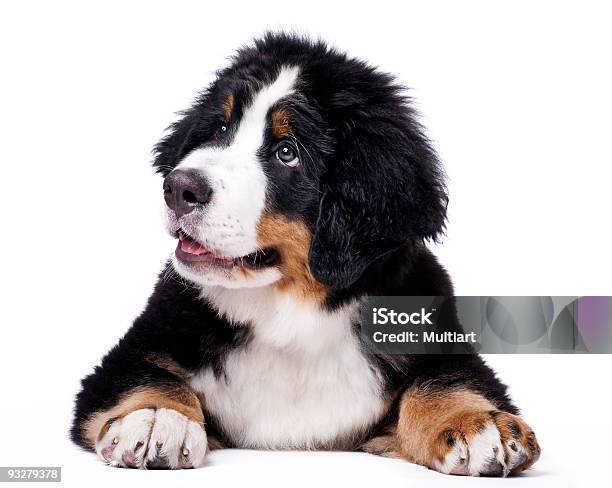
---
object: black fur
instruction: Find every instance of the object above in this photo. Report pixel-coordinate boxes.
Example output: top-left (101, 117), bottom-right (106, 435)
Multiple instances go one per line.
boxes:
top-left (72, 33), bottom-right (516, 453)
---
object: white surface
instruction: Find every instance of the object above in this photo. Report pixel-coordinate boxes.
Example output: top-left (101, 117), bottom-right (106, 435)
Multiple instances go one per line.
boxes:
top-left (1, 356), bottom-right (608, 487)
top-left (1, 1), bottom-right (611, 487)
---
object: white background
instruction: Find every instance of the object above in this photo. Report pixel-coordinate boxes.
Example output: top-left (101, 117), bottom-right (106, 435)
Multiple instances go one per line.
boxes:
top-left (1, 1), bottom-right (611, 487)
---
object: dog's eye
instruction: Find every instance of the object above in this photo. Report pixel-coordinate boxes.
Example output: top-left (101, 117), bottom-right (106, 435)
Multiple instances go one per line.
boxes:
top-left (215, 123), bottom-right (228, 138)
top-left (275, 144), bottom-right (299, 168)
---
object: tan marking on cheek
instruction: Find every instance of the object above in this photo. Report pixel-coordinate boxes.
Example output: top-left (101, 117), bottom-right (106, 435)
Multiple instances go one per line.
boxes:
top-left (223, 94), bottom-right (234, 122)
top-left (256, 214), bottom-right (326, 301)
top-left (271, 107), bottom-right (292, 138)
top-left (82, 384), bottom-right (204, 448)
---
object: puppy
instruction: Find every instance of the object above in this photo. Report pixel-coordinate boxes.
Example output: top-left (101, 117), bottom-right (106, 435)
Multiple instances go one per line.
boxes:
top-left (71, 33), bottom-right (540, 475)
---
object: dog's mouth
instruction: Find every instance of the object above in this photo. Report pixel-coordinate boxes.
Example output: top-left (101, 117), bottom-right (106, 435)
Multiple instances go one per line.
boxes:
top-left (174, 230), bottom-right (278, 270)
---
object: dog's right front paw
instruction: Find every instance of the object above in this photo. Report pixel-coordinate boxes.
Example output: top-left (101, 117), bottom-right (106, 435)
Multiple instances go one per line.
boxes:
top-left (96, 408), bottom-right (207, 469)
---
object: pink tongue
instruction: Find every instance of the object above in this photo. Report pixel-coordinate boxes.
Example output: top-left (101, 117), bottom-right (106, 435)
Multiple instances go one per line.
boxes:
top-left (180, 237), bottom-right (210, 255)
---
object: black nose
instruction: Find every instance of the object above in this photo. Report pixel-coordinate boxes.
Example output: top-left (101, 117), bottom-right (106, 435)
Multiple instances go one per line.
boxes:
top-left (163, 170), bottom-right (213, 218)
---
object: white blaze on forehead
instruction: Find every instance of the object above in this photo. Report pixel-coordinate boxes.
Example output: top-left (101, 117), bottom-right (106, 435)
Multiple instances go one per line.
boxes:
top-left (172, 66), bottom-right (300, 276)
top-left (233, 66), bottom-right (300, 152)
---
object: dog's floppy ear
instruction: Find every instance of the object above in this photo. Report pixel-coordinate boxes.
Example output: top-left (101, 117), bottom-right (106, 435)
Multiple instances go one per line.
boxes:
top-left (308, 114), bottom-right (447, 290)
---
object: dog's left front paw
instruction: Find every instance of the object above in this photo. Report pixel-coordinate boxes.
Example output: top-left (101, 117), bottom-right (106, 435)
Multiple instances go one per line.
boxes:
top-left (432, 410), bottom-right (540, 477)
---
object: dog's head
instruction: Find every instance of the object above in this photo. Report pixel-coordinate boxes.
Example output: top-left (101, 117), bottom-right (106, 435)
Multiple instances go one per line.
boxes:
top-left (154, 33), bottom-right (447, 299)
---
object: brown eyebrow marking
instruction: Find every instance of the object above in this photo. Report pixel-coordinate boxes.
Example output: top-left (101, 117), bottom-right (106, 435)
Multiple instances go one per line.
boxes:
top-left (271, 107), bottom-right (292, 138)
top-left (223, 94), bottom-right (234, 122)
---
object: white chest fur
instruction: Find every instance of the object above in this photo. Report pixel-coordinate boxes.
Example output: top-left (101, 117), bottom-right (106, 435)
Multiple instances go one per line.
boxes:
top-left (188, 287), bottom-right (387, 449)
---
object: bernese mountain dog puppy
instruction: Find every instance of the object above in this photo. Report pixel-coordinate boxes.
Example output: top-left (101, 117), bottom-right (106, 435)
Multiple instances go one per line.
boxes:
top-left (71, 33), bottom-right (540, 476)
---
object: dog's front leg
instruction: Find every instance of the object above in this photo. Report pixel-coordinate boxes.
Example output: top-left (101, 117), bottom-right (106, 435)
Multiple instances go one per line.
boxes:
top-left (72, 354), bottom-right (207, 469)
top-left (70, 268), bottom-right (220, 469)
